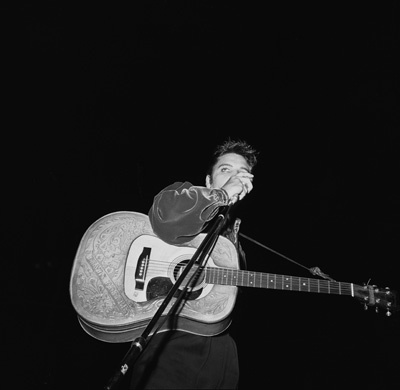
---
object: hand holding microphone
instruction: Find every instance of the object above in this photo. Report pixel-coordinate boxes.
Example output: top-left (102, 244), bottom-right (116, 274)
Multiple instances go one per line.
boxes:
top-left (222, 172), bottom-right (254, 204)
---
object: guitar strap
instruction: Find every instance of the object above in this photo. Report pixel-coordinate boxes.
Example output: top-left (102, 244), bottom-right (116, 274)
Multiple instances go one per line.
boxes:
top-left (239, 232), bottom-right (335, 282)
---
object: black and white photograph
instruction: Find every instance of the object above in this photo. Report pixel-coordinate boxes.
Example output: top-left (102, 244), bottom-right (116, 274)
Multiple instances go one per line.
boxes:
top-left (4, 2), bottom-right (399, 389)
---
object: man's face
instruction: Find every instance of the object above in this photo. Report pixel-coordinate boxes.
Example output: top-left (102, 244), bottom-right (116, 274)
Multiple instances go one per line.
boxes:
top-left (206, 153), bottom-right (251, 189)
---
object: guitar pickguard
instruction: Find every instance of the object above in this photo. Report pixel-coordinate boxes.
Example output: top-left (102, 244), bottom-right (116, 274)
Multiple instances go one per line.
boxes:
top-left (146, 277), bottom-right (202, 301)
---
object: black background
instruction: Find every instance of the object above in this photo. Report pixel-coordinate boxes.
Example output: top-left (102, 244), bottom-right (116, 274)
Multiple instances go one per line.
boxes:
top-left (4, 1), bottom-right (399, 389)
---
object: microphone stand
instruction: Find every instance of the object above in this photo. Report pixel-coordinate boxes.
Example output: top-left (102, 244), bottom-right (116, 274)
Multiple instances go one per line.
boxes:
top-left (104, 203), bottom-right (233, 390)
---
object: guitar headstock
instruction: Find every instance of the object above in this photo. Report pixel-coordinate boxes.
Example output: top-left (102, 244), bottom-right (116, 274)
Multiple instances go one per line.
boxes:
top-left (353, 284), bottom-right (398, 316)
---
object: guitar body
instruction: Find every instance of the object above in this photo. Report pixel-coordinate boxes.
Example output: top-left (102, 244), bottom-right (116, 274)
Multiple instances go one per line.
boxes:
top-left (69, 211), bottom-right (239, 343)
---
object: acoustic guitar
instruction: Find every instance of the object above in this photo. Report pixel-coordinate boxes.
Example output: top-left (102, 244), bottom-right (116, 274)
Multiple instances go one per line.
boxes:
top-left (70, 211), bottom-right (397, 343)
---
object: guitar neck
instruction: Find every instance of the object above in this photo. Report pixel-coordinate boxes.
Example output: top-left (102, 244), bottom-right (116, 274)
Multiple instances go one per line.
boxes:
top-left (205, 267), bottom-right (354, 297)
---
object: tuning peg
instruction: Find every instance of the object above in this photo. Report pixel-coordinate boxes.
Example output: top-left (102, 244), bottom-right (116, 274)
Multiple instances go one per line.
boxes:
top-left (386, 310), bottom-right (392, 317)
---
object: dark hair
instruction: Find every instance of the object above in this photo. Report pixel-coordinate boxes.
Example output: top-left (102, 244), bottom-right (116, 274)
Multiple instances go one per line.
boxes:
top-left (207, 139), bottom-right (258, 176)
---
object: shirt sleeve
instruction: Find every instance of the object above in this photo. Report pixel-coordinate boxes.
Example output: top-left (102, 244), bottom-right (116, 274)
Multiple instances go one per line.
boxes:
top-left (148, 181), bottom-right (229, 244)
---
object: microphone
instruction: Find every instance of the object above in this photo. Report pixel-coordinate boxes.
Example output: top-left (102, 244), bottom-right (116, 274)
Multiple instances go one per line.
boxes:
top-left (228, 194), bottom-right (240, 206)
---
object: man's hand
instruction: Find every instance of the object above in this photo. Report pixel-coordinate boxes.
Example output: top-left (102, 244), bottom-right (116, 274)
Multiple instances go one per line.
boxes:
top-left (222, 173), bottom-right (254, 203)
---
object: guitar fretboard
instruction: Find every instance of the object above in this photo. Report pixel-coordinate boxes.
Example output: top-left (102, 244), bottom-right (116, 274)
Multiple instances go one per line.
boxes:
top-left (205, 267), bottom-right (354, 296)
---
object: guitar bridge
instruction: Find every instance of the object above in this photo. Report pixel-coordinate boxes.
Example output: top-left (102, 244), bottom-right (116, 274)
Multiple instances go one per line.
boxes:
top-left (134, 247), bottom-right (151, 291)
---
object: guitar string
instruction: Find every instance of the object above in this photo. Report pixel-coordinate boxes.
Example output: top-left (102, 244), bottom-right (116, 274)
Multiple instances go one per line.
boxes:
top-left (136, 259), bottom-right (353, 292)
top-left (142, 258), bottom-right (342, 284)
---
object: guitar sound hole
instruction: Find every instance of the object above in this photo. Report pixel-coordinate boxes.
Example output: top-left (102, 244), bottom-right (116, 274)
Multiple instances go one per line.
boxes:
top-left (173, 261), bottom-right (205, 290)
